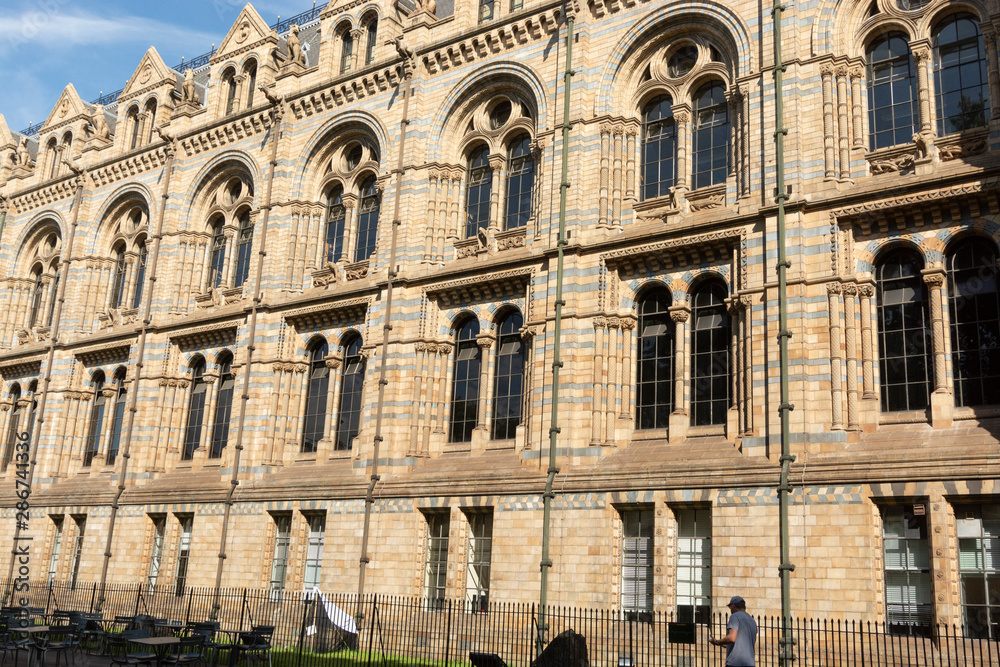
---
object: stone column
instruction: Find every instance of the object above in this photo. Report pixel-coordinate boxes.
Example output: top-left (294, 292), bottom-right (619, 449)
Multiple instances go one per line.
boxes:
top-left (599, 124), bottom-right (611, 227)
top-left (923, 269), bottom-right (948, 393)
top-left (425, 171), bottom-right (440, 263)
top-left (98, 387), bottom-right (118, 466)
top-left (912, 44), bottom-right (934, 138)
top-left (821, 64), bottom-right (836, 180)
top-left (350, 29), bottom-right (364, 71)
top-left (850, 66), bottom-right (865, 149)
top-left (221, 230), bottom-right (236, 287)
top-left (323, 354), bottom-right (342, 444)
top-left (827, 283), bottom-right (844, 430)
top-left (625, 126), bottom-right (637, 202)
top-left (984, 29), bottom-right (1000, 120)
top-left (837, 65), bottom-right (852, 181)
top-left (341, 197), bottom-right (358, 263)
top-left (592, 319), bottom-right (607, 445)
top-left (488, 155), bottom-right (504, 233)
top-left (612, 125), bottom-right (623, 226)
top-left (619, 317), bottom-right (636, 422)
top-left (858, 283), bottom-right (876, 399)
top-left (673, 108), bottom-right (690, 194)
top-left (843, 284), bottom-right (860, 430)
top-left (668, 304), bottom-right (690, 442)
top-left (475, 333), bottom-right (495, 432)
top-left (741, 295), bottom-right (754, 435)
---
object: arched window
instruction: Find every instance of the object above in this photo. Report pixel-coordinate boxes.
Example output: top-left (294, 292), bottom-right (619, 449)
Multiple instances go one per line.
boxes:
top-left (636, 289), bottom-right (674, 430)
top-left (129, 106), bottom-right (141, 150)
top-left (244, 61), bottom-right (257, 108)
top-left (45, 263), bottom-right (59, 327)
top-left (365, 20), bottom-right (378, 65)
top-left (302, 340), bottom-right (330, 453)
top-left (182, 359), bottom-right (207, 461)
top-left (132, 239), bottom-right (148, 310)
top-left (46, 138), bottom-right (58, 179)
top-left (2, 385), bottom-right (22, 472)
top-left (947, 238), bottom-right (1000, 407)
top-left (691, 83), bottom-right (729, 189)
top-left (325, 185), bottom-right (346, 263)
top-left (209, 354), bottom-right (235, 458)
top-left (355, 177), bottom-right (380, 262)
top-left (107, 369), bottom-right (127, 467)
top-left (110, 244), bottom-right (128, 308)
top-left (504, 135), bottom-right (534, 230)
top-left (209, 219), bottom-right (226, 288)
top-left (934, 14), bottom-right (989, 135)
top-left (340, 30), bottom-right (354, 74)
top-left (335, 336), bottom-right (366, 451)
top-left (641, 96), bottom-right (677, 200)
top-left (479, 0), bottom-right (495, 22)
top-left (144, 99), bottom-right (157, 145)
top-left (28, 269), bottom-right (44, 328)
top-left (83, 372), bottom-right (107, 467)
top-left (491, 311), bottom-right (524, 440)
top-left (234, 210), bottom-right (253, 288)
top-left (450, 317), bottom-right (481, 443)
top-left (690, 280), bottom-right (730, 426)
top-left (465, 146), bottom-right (492, 238)
top-left (224, 69), bottom-right (238, 115)
top-left (867, 33), bottom-right (917, 150)
top-left (876, 248), bottom-right (931, 412)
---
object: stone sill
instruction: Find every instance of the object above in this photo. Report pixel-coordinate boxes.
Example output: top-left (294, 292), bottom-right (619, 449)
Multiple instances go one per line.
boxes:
top-left (879, 410), bottom-right (928, 426)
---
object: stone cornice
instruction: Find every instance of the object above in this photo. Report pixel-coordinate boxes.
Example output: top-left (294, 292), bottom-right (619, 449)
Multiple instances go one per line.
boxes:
top-left (0, 356), bottom-right (44, 381)
top-left (284, 297), bottom-right (371, 330)
top-left (829, 177), bottom-right (1000, 227)
top-left (179, 110), bottom-right (275, 157)
top-left (73, 341), bottom-right (132, 366)
top-left (88, 147), bottom-right (169, 189)
top-left (168, 322), bottom-right (240, 350)
top-left (424, 267), bottom-right (534, 307)
top-left (288, 65), bottom-right (406, 121)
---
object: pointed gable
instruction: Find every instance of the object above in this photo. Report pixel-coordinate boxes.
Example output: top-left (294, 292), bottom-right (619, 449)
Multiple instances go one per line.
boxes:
top-left (0, 114), bottom-right (14, 150)
top-left (119, 46), bottom-right (178, 103)
top-left (40, 84), bottom-right (89, 132)
top-left (213, 3), bottom-right (277, 63)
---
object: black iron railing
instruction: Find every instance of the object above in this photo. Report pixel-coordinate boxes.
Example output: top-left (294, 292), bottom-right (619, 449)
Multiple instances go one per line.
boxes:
top-left (1, 579), bottom-right (999, 667)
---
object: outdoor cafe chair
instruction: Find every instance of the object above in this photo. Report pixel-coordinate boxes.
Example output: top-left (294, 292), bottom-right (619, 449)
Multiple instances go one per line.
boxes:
top-left (0, 621), bottom-right (30, 667)
top-left (107, 630), bottom-right (156, 667)
top-left (32, 625), bottom-right (79, 667)
top-left (237, 626), bottom-right (273, 667)
top-left (162, 635), bottom-right (207, 667)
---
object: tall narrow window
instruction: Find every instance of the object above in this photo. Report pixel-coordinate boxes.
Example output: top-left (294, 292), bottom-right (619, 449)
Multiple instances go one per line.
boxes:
top-left (877, 249), bottom-right (930, 412)
top-left (465, 146), bottom-right (492, 238)
top-left (335, 337), bottom-right (365, 451)
top-left (45, 265), bottom-right (59, 327)
top-left (641, 96), bottom-right (677, 200)
top-left (690, 281), bottom-right (730, 426)
top-left (234, 211), bottom-right (253, 287)
top-left (867, 33), bottom-right (917, 150)
top-left (425, 513), bottom-right (449, 610)
top-left (365, 20), bottom-right (377, 65)
top-left (465, 511), bottom-right (493, 613)
top-left (147, 516), bottom-right (165, 592)
top-left (83, 373), bottom-right (106, 468)
top-left (106, 369), bottom-right (127, 467)
top-left (70, 516), bottom-right (86, 589)
top-left (210, 221), bottom-right (226, 288)
top-left (934, 15), bottom-right (989, 135)
top-left (110, 245), bottom-right (128, 308)
top-left (304, 514), bottom-right (326, 591)
top-left (48, 516), bottom-right (63, 584)
top-left (270, 514), bottom-right (292, 594)
top-left (676, 508), bottom-right (711, 623)
top-left (128, 107), bottom-right (141, 150)
top-left (244, 62), bottom-right (257, 108)
top-left (882, 505), bottom-right (932, 635)
top-left (948, 238), bottom-right (1000, 408)
top-left (957, 504), bottom-right (1000, 639)
top-left (510, 0), bottom-right (523, 11)
top-left (144, 101), bottom-right (157, 145)
top-left (224, 70), bottom-right (237, 115)
top-left (210, 355), bottom-right (235, 458)
top-left (46, 139), bottom-right (58, 179)
top-left (636, 289), bottom-right (674, 430)
top-left (691, 83), bottom-right (729, 189)
top-left (491, 311), bottom-right (524, 440)
top-left (354, 177), bottom-right (380, 262)
top-left (504, 135), bottom-right (534, 230)
top-left (621, 508), bottom-right (654, 620)
top-left (182, 360), bottom-right (207, 461)
top-left (2, 385), bottom-right (22, 473)
top-left (325, 186), bottom-right (346, 263)
top-left (340, 31), bottom-right (354, 74)
top-left (450, 318), bottom-right (481, 443)
top-left (132, 240), bottom-right (148, 309)
top-left (302, 341), bottom-right (330, 453)
top-left (174, 516), bottom-right (192, 596)
top-left (479, 0), bottom-right (495, 22)
top-left (28, 270), bottom-right (44, 328)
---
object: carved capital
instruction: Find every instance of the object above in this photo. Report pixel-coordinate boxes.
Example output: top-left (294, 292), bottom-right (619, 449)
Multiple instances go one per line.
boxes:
top-left (826, 282), bottom-right (842, 296)
top-left (519, 325), bottom-right (537, 341)
top-left (668, 304), bottom-right (691, 323)
top-left (849, 65), bottom-right (864, 80)
top-left (842, 284), bottom-right (858, 297)
top-left (912, 45), bottom-right (932, 63)
top-left (101, 388), bottom-right (117, 399)
top-left (835, 64), bottom-right (849, 78)
top-left (857, 284), bottom-right (875, 299)
top-left (922, 270), bottom-right (945, 288)
top-left (476, 332), bottom-right (496, 349)
top-left (488, 154), bottom-right (505, 172)
top-left (324, 353), bottom-right (343, 369)
top-left (437, 343), bottom-right (453, 356)
top-left (600, 122), bottom-right (614, 136)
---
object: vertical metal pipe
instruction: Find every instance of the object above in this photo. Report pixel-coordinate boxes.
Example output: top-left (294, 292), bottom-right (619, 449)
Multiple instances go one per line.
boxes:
top-left (96, 132), bottom-right (176, 612)
top-left (537, 2), bottom-right (574, 656)
top-left (772, 3), bottom-right (797, 667)
top-left (357, 43), bottom-right (415, 602)
top-left (212, 87), bottom-right (285, 615)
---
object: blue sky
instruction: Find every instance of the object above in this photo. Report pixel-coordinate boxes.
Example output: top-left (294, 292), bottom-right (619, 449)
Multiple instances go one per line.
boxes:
top-left (0, 0), bottom-right (316, 133)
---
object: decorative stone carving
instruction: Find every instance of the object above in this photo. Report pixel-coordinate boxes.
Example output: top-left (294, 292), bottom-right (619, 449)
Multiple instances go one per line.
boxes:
top-left (287, 25), bottom-right (306, 66)
top-left (869, 154), bottom-right (914, 175)
top-left (181, 69), bottom-right (199, 105)
top-left (87, 105), bottom-right (111, 141)
top-left (938, 136), bottom-right (988, 162)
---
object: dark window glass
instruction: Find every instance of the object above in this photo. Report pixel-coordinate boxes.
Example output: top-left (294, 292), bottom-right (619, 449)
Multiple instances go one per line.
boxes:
top-left (365, 21), bottom-right (377, 65)
top-left (335, 337), bottom-right (365, 451)
top-left (450, 318), bottom-right (481, 443)
top-left (325, 186), bottom-right (347, 263)
top-left (225, 72), bottom-right (237, 115)
top-left (84, 374), bottom-right (106, 467)
top-left (465, 146), bottom-right (492, 238)
top-left (690, 281), bottom-right (730, 426)
top-left (340, 33), bottom-right (353, 74)
top-left (174, 516), bottom-right (192, 596)
top-left (465, 512), bottom-right (493, 613)
top-left (934, 15), bottom-right (989, 135)
top-left (45, 266), bottom-right (59, 327)
top-left (2, 386), bottom-right (22, 472)
top-left (107, 371), bottom-right (127, 467)
top-left (28, 271), bottom-right (44, 328)
top-left (110, 246), bottom-right (128, 308)
top-left (129, 109), bottom-right (141, 150)
top-left (245, 63), bottom-right (257, 108)
top-left (302, 341), bottom-right (330, 453)
top-left (691, 83), bottom-right (729, 189)
top-left (668, 46), bottom-right (698, 78)
top-left (491, 311), bottom-right (524, 440)
top-left (210, 356), bottom-right (235, 458)
top-left (877, 249), bottom-right (931, 412)
top-left (947, 238), bottom-right (1000, 407)
top-left (642, 96), bottom-right (677, 201)
top-left (636, 289), bottom-right (674, 429)
top-left (479, 0), bottom-right (494, 22)
top-left (425, 513), bottom-right (449, 610)
top-left (234, 211), bottom-right (253, 287)
top-left (510, 0), bottom-right (523, 10)
top-left (355, 178), bottom-right (380, 262)
top-left (504, 136), bottom-right (534, 230)
top-left (210, 222), bottom-right (226, 288)
top-left (182, 361), bottom-right (207, 460)
top-left (867, 33), bottom-right (917, 150)
top-left (132, 241), bottom-right (148, 309)
top-left (490, 101), bottom-right (511, 130)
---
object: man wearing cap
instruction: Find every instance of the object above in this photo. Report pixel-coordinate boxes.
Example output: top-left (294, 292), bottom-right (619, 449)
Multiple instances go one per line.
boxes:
top-left (709, 596), bottom-right (757, 667)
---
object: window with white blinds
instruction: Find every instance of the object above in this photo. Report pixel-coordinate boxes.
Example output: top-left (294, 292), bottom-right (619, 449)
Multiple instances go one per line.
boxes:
top-left (304, 514), bottom-right (326, 591)
top-left (465, 511), bottom-right (493, 613)
top-left (621, 509), bottom-right (654, 618)
top-left (881, 506), bottom-right (932, 635)
top-left (957, 504), bottom-right (1000, 639)
top-left (425, 513), bottom-right (450, 610)
top-left (676, 508), bottom-right (711, 623)
top-left (270, 514), bottom-right (292, 596)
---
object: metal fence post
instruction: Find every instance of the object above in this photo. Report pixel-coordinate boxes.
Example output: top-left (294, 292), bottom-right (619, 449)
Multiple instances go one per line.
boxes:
top-left (444, 598), bottom-right (453, 665)
top-left (296, 594), bottom-right (311, 667)
top-left (89, 582), bottom-right (96, 614)
top-left (366, 596), bottom-right (377, 667)
top-left (238, 589), bottom-right (247, 631)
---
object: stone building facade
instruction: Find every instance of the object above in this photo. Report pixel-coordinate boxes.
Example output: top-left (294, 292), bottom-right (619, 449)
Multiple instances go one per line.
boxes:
top-left (0, 0), bottom-right (999, 634)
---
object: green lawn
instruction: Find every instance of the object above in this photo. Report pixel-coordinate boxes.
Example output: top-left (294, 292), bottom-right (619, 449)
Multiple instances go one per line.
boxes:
top-left (270, 647), bottom-right (473, 667)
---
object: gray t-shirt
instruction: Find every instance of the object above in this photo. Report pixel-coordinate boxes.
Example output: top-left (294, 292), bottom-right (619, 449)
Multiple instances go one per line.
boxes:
top-left (725, 610), bottom-right (758, 666)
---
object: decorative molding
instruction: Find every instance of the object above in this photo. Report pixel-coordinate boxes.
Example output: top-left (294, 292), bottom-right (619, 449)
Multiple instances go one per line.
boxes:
top-left (73, 342), bottom-right (132, 366)
top-left (289, 65), bottom-right (406, 121)
top-left (284, 297), bottom-right (371, 330)
top-left (0, 356), bottom-right (44, 380)
top-left (88, 147), bottom-right (169, 189)
top-left (830, 177), bottom-right (1000, 226)
top-left (601, 227), bottom-right (745, 285)
top-left (168, 322), bottom-right (241, 350)
top-left (179, 110), bottom-right (275, 157)
top-left (424, 267), bottom-right (534, 306)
